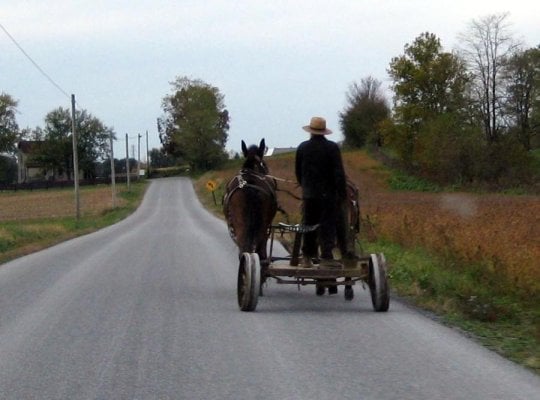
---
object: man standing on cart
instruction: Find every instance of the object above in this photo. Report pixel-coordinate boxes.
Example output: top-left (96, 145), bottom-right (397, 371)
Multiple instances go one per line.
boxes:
top-left (295, 116), bottom-right (347, 269)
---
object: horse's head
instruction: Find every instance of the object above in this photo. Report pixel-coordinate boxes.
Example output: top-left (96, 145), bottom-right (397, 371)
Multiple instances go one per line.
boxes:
top-left (241, 138), bottom-right (268, 175)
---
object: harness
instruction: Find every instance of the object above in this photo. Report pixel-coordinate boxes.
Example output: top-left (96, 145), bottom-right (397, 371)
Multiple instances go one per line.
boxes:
top-left (223, 169), bottom-right (277, 207)
top-left (223, 169), bottom-right (279, 243)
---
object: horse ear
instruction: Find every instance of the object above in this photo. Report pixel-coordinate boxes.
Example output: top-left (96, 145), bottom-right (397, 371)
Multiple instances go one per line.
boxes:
top-left (241, 140), bottom-right (248, 157)
top-left (258, 138), bottom-right (266, 157)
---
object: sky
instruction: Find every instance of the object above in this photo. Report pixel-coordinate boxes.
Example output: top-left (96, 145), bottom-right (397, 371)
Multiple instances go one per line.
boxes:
top-left (1, 0), bottom-right (539, 159)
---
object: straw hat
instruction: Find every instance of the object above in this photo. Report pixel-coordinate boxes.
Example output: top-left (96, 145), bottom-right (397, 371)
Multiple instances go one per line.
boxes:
top-left (302, 116), bottom-right (332, 135)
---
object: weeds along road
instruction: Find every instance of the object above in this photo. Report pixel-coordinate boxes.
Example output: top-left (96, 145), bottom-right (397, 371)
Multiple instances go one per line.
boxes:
top-left (0, 177), bottom-right (538, 399)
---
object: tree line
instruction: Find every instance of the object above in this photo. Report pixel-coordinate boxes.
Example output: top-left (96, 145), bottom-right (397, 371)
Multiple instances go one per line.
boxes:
top-left (0, 95), bottom-right (115, 183)
top-left (340, 13), bottom-right (539, 187)
top-left (2, 12), bottom-right (538, 189)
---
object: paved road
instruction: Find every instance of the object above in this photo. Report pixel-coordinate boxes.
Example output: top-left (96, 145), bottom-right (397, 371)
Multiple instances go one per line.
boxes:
top-left (0, 177), bottom-right (538, 399)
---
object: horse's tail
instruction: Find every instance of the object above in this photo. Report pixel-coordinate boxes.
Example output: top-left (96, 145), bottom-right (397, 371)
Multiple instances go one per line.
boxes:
top-left (243, 186), bottom-right (264, 253)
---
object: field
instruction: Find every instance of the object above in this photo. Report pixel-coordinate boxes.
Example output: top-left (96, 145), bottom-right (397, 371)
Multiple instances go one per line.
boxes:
top-left (0, 186), bottom-right (125, 220)
top-left (0, 183), bottom-right (146, 263)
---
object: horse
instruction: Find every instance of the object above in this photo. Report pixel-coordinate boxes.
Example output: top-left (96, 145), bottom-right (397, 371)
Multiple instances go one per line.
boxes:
top-left (223, 139), bottom-right (278, 266)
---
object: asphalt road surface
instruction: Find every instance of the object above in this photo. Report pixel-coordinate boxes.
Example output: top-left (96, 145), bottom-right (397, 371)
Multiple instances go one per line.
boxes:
top-left (0, 177), bottom-right (538, 400)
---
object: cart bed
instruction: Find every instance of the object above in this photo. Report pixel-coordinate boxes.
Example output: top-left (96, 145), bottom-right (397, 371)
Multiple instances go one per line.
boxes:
top-left (267, 258), bottom-right (369, 279)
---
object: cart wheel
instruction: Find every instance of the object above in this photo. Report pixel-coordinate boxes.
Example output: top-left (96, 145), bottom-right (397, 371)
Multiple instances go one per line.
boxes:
top-left (344, 285), bottom-right (354, 301)
top-left (237, 252), bottom-right (261, 311)
top-left (368, 253), bottom-right (390, 312)
top-left (315, 282), bottom-right (325, 296)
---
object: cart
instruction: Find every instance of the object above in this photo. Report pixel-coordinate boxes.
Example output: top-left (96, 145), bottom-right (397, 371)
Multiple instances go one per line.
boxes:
top-left (237, 223), bottom-right (390, 312)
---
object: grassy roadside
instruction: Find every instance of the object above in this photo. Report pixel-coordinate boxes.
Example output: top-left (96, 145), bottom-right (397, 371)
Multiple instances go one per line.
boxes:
top-left (363, 240), bottom-right (539, 373)
top-left (0, 181), bottom-right (148, 265)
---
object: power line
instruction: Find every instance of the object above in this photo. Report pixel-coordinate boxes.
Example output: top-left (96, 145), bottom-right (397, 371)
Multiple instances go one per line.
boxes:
top-left (0, 22), bottom-right (71, 100)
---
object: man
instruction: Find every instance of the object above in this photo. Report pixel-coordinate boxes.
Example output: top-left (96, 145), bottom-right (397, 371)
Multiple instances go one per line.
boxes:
top-left (295, 116), bottom-right (347, 268)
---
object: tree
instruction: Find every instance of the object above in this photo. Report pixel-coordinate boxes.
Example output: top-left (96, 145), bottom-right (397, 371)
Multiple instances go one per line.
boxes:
top-left (387, 32), bottom-right (470, 165)
top-left (37, 107), bottom-right (114, 179)
top-left (0, 154), bottom-right (17, 183)
top-left (0, 93), bottom-right (19, 154)
top-left (503, 46), bottom-right (540, 150)
top-left (20, 126), bottom-right (44, 141)
top-left (458, 13), bottom-right (520, 143)
top-left (158, 76), bottom-right (229, 171)
top-left (389, 32), bottom-right (469, 124)
top-left (149, 148), bottom-right (176, 168)
top-left (339, 77), bottom-right (390, 148)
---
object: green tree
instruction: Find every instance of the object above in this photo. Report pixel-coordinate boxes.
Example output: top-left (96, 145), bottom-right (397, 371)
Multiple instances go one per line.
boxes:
top-left (503, 46), bottom-right (540, 150)
top-left (37, 107), bottom-right (113, 179)
top-left (387, 32), bottom-right (470, 166)
top-left (149, 148), bottom-right (176, 168)
top-left (0, 154), bottom-right (17, 183)
top-left (158, 76), bottom-right (229, 171)
top-left (0, 93), bottom-right (19, 154)
top-left (339, 77), bottom-right (390, 148)
top-left (20, 126), bottom-right (44, 141)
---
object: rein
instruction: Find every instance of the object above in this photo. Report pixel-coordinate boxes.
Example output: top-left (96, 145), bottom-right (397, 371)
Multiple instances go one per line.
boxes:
top-left (265, 174), bottom-right (295, 184)
top-left (265, 174), bottom-right (303, 201)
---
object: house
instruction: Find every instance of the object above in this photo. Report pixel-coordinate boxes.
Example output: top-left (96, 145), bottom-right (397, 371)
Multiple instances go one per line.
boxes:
top-left (265, 147), bottom-right (296, 157)
top-left (16, 141), bottom-right (69, 183)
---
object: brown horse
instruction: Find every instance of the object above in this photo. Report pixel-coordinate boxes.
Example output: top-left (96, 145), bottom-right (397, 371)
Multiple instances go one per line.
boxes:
top-left (223, 139), bottom-right (278, 265)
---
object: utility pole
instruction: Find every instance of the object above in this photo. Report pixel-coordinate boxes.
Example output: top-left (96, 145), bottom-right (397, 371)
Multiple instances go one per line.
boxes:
top-left (109, 131), bottom-right (116, 208)
top-left (137, 133), bottom-right (141, 180)
top-left (146, 130), bottom-right (150, 177)
top-left (125, 133), bottom-right (130, 191)
top-left (71, 94), bottom-right (80, 220)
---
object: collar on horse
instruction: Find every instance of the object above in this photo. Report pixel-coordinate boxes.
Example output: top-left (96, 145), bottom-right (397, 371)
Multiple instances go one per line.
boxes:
top-left (223, 169), bottom-right (277, 207)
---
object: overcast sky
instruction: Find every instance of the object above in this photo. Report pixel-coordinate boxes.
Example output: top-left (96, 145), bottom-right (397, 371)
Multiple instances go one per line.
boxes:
top-left (1, 0), bottom-right (539, 158)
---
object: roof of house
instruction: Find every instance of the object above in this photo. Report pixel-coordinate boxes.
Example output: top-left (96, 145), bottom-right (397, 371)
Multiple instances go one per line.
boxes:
top-left (17, 140), bottom-right (41, 154)
top-left (265, 147), bottom-right (296, 156)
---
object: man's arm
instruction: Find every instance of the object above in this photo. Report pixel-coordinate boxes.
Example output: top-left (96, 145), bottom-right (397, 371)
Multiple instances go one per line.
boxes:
top-left (295, 146), bottom-right (303, 185)
top-left (333, 145), bottom-right (347, 199)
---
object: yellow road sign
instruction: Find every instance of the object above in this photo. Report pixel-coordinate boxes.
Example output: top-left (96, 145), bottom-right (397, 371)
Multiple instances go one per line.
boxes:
top-left (206, 180), bottom-right (217, 192)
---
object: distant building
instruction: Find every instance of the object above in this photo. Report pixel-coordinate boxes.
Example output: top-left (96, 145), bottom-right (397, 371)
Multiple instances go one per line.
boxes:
top-left (16, 141), bottom-right (69, 183)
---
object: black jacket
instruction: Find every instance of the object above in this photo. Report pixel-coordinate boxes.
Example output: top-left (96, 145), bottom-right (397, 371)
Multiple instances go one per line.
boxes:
top-left (295, 136), bottom-right (346, 200)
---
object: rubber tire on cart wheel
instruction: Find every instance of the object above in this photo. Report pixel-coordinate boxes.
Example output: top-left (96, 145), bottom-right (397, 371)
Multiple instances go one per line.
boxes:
top-left (237, 252), bottom-right (261, 311)
top-left (368, 253), bottom-right (390, 312)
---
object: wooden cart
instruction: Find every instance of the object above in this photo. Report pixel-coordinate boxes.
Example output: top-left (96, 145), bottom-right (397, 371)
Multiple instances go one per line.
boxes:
top-left (237, 223), bottom-right (390, 312)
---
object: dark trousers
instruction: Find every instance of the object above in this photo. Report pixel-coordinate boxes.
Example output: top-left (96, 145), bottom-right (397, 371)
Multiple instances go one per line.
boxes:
top-left (302, 197), bottom-right (337, 259)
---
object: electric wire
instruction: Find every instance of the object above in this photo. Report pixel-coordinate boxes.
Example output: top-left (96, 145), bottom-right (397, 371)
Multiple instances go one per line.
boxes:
top-left (1, 22), bottom-right (145, 145)
top-left (0, 22), bottom-right (71, 100)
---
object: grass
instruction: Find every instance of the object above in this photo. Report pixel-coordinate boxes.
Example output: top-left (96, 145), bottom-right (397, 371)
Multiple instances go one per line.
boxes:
top-left (387, 170), bottom-right (443, 192)
top-left (0, 181), bottom-right (148, 264)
